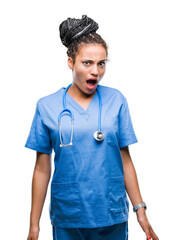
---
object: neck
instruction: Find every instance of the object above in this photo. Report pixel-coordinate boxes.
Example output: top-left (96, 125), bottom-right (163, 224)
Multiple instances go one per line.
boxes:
top-left (68, 82), bottom-right (96, 100)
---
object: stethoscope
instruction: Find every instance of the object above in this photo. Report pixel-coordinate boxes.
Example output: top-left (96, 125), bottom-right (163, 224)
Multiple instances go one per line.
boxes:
top-left (58, 83), bottom-right (104, 147)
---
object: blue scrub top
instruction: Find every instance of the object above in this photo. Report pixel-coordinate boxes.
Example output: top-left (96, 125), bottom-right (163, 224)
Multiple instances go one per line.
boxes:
top-left (25, 84), bottom-right (138, 228)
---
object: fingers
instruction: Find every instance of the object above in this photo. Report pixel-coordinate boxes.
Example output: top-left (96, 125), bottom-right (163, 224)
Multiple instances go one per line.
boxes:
top-left (27, 234), bottom-right (38, 240)
top-left (145, 227), bottom-right (152, 240)
top-left (27, 235), bottom-right (38, 240)
top-left (149, 225), bottom-right (159, 240)
top-left (136, 210), bottom-right (159, 240)
top-left (27, 225), bottom-right (40, 240)
top-left (145, 225), bottom-right (159, 240)
top-left (146, 235), bottom-right (151, 239)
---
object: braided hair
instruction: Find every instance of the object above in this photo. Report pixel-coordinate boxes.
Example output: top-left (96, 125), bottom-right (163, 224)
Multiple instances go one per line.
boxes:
top-left (59, 15), bottom-right (108, 64)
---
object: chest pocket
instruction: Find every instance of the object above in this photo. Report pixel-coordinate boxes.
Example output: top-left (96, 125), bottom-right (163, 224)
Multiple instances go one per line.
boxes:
top-left (108, 176), bottom-right (129, 214)
top-left (51, 182), bottom-right (81, 221)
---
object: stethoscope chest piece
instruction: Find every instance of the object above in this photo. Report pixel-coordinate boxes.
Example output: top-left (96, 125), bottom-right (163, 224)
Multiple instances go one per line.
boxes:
top-left (94, 130), bottom-right (104, 142)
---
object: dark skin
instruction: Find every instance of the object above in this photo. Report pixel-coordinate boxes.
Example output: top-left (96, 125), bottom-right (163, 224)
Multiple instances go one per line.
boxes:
top-left (27, 148), bottom-right (159, 240)
top-left (120, 146), bottom-right (159, 240)
top-left (27, 152), bottom-right (51, 240)
top-left (27, 43), bottom-right (159, 239)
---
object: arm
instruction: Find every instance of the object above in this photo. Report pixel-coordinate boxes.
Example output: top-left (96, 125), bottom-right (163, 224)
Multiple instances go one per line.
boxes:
top-left (27, 152), bottom-right (52, 240)
top-left (120, 146), bottom-right (159, 240)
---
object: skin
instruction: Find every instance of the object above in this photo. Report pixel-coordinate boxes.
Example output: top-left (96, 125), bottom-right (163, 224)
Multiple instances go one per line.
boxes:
top-left (67, 44), bottom-right (107, 110)
top-left (27, 152), bottom-right (51, 240)
top-left (27, 43), bottom-right (159, 240)
top-left (120, 146), bottom-right (159, 240)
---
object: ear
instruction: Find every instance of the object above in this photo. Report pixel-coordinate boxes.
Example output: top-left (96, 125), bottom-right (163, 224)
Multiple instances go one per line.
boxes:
top-left (68, 57), bottom-right (74, 70)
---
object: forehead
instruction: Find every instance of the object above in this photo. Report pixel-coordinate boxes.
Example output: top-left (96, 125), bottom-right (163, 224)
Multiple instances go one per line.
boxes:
top-left (76, 44), bottom-right (106, 60)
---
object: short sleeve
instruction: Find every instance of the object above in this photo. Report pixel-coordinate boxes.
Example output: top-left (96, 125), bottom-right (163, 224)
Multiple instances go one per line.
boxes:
top-left (118, 97), bottom-right (138, 148)
top-left (25, 102), bottom-right (52, 154)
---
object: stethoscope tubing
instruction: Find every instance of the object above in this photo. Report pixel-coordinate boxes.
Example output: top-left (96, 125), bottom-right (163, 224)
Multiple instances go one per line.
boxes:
top-left (58, 83), bottom-right (103, 147)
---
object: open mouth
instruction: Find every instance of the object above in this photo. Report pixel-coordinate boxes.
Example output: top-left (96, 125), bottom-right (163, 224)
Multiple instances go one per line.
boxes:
top-left (86, 79), bottom-right (97, 86)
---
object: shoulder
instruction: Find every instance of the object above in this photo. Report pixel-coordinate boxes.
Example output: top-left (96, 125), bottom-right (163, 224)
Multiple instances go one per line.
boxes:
top-left (37, 87), bottom-right (64, 108)
top-left (35, 87), bottom-right (65, 118)
top-left (98, 84), bottom-right (127, 105)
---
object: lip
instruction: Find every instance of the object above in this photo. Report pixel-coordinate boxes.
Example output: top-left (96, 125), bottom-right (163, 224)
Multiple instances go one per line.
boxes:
top-left (86, 78), bottom-right (98, 90)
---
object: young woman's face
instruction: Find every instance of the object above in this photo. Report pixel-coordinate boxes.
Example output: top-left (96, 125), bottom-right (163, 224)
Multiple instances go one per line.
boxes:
top-left (68, 44), bottom-right (107, 95)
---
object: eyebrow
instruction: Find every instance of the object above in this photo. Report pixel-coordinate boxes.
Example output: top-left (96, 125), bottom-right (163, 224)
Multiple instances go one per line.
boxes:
top-left (82, 59), bottom-right (107, 62)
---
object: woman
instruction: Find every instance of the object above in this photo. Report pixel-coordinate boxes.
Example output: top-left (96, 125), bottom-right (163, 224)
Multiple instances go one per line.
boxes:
top-left (25, 15), bottom-right (159, 240)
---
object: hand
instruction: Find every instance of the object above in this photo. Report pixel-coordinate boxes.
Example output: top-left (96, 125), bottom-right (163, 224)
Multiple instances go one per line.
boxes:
top-left (136, 208), bottom-right (159, 240)
top-left (27, 224), bottom-right (40, 240)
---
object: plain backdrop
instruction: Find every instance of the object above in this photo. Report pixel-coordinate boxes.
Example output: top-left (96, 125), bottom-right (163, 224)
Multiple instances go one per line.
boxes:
top-left (1, 0), bottom-right (183, 239)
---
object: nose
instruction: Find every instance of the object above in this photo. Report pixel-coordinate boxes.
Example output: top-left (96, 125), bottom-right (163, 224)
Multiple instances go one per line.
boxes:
top-left (91, 64), bottom-right (99, 77)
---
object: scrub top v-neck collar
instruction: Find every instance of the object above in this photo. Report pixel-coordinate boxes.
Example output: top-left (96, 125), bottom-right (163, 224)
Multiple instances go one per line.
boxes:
top-left (64, 88), bottom-right (98, 119)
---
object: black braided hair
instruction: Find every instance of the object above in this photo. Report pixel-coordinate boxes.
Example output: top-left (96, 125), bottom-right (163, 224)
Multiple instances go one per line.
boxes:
top-left (59, 15), bottom-right (108, 63)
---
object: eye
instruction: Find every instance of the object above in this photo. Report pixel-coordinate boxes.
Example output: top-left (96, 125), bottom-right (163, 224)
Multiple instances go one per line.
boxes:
top-left (83, 61), bottom-right (91, 66)
top-left (99, 61), bottom-right (106, 67)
